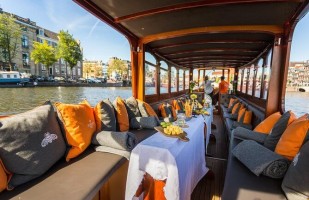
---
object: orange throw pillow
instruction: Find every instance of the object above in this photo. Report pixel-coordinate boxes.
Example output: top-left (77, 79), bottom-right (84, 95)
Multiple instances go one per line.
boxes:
top-left (254, 112), bottom-right (282, 134)
top-left (172, 100), bottom-right (181, 111)
top-left (243, 111), bottom-right (252, 124)
top-left (232, 102), bottom-right (240, 115)
top-left (144, 102), bottom-right (158, 118)
top-left (228, 98), bottom-right (237, 108)
top-left (159, 104), bottom-right (168, 118)
top-left (0, 160), bottom-right (7, 192)
top-left (275, 114), bottom-right (309, 160)
top-left (114, 97), bottom-right (129, 132)
top-left (237, 108), bottom-right (246, 122)
top-left (55, 100), bottom-right (96, 161)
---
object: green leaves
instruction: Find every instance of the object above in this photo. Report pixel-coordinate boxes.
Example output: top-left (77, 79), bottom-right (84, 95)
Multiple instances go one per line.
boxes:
top-left (0, 13), bottom-right (22, 70)
top-left (56, 30), bottom-right (82, 77)
top-left (31, 41), bottom-right (57, 74)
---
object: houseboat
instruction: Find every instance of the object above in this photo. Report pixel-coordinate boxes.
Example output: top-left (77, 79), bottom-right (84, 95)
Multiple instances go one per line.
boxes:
top-left (0, 71), bottom-right (30, 84)
top-left (0, 1), bottom-right (309, 200)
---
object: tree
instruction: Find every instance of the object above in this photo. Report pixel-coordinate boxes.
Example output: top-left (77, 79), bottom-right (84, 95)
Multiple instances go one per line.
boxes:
top-left (107, 59), bottom-right (127, 78)
top-left (56, 30), bottom-right (82, 79)
top-left (0, 13), bottom-right (22, 71)
top-left (31, 41), bottom-right (57, 76)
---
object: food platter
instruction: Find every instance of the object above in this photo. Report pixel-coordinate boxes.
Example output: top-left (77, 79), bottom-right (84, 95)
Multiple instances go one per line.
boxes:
top-left (154, 126), bottom-right (189, 142)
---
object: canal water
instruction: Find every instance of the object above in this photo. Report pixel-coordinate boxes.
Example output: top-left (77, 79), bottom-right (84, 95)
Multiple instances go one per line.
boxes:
top-left (0, 87), bottom-right (308, 116)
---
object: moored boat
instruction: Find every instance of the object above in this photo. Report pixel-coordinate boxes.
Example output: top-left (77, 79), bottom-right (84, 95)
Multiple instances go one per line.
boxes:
top-left (0, 71), bottom-right (30, 84)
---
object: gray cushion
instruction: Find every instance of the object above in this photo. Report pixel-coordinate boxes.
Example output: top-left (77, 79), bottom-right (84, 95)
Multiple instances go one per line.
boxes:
top-left (130, 116), bottom-right (159, 129)
top-left (232, 121), bottom-right (253, 130)
top-left (224, 112), bottom-right (237, 120)
top-left (264, 111), bottom-right (292, 151)
top-left (233, 140), bottom-right (289, 178)
top-left (0, 104), bottom-right (66, 189)
top-left (125, 96), bottom-right (141, 119)
top-left (95, 99), bottom-right (117, 131)
top-left (232, 127), bottom-right (267, 144)
top-left (282, 141), bottom-right (309, 200)
top-left (163, 104), bottom-right (173, 118)
top-left (220, 94), bottom-right (230, 106)
top-left (177, 100), bottom-right (184, 110)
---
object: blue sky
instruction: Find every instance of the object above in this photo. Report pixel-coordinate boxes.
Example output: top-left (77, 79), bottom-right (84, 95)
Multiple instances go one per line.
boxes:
top-left (0, 0), bottom-right (308, 62)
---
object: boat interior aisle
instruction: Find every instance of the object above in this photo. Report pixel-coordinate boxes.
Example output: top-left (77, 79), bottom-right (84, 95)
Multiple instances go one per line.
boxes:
top-left (192, 113), bottom-right (228, 200)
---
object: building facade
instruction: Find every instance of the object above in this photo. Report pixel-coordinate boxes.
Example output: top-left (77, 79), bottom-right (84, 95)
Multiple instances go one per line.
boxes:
top-left (288, 61), bottom-right (309, 86)
top-left (82, 60), bottom-right (104, 79)
top-left (0, 9), bottom-right (83, 78)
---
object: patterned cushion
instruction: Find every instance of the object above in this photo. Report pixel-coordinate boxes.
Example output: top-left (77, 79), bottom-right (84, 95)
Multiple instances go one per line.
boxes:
top-left (0, 103), bottom-right (66, 188)
top-left (282, 141), bottom-right (309, 200)
top-left (137, 100), bottom-right (158, 118)
top-left (94, 99), bottom-right (117, 132)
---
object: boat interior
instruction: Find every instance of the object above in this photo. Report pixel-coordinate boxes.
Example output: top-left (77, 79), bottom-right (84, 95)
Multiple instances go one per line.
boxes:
top-left (0, 0), bottom-right (309, 200)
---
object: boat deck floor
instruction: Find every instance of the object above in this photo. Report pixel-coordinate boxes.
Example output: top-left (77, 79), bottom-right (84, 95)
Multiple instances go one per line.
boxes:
top-left (191, 112), bottom-right (228, 200)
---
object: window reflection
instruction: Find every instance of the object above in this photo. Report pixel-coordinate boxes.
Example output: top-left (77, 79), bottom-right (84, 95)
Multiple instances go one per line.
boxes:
top-left (242, 68), bottom-right (248, 93)
top-left (185, 70), bottom-right (189, 89)
top-left (255, 59), bottom-right (263, 98)
top-left (237, 69), bottom-right (242, 92)
top-left (160, 61), bottom-right (169, 94)
top-left (171, 67), bottom-right (177, 92)
top-left (263, 49), bottom-right (272, 99)
top-left (179, 69), bottom-right (184, 91)
top-left (247, 65), bottom-right (254, 95)
top-left (145, 52), bottom-right (157, 95)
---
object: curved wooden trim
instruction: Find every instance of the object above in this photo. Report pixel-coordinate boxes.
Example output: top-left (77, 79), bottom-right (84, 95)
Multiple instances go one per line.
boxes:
top-left (115, 0), bottom-right (302, 23)
top-left (153, 39), bottom-right (268, 50)
top-left (178, 59), bottom-right (250, 64)
top-left (140, 25), bottom-right (283, 44)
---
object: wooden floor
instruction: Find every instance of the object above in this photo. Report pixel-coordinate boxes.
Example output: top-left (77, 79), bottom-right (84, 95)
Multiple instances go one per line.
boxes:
top-left (191, 113), bottom-right (229, 200)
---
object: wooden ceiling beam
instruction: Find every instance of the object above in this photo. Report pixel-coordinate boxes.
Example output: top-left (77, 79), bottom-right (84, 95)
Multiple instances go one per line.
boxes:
top-left (178, 59), bottom-right (250, 64)
top-left (172, 55), bottom-right (255, 61)
top-left (141, 25), bottom-right (283, 44)
top-left (152, 39), bottom-right (269, 50)
top-left (164, 48), bottom-right (260, 56)
top-left (115, 0), bottom-right (302, 23)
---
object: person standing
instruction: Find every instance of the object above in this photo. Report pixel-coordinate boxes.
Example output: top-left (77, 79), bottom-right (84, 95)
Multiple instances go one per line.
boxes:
top-left (200, 76), bottom-right (214, 96)
top-left (219, 76), bottom-right (229, 94)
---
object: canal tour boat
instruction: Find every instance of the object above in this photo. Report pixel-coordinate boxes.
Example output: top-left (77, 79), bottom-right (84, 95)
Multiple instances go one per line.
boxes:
top-left (0, 1), bottom-right (309, 200)
top-left (0, 71), bottom-right (29, 84)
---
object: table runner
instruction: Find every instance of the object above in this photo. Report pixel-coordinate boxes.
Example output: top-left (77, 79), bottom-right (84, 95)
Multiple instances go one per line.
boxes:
top-left (125, 115), bottom-right (207, 200)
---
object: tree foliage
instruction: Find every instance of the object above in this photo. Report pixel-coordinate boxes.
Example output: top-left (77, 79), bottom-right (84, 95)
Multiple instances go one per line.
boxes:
top-left (31, 41), bottom-right (57, 75)
top-left (107, 59), bottom-right (127, 77)
top-left (56, 30), bottom-right (82, 78)
top-left (0, 13), bottom-right (22, 71)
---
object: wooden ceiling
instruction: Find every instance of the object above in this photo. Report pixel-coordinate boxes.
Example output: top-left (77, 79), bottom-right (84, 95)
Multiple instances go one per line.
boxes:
top-left (74, 0), bottom-right (308, 69)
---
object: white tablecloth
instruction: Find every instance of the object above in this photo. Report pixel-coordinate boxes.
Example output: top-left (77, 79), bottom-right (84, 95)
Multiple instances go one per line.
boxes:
top-left (125, 115), bottom-right (207, 200)
top-left (203, 106), bottom-right (213, 153)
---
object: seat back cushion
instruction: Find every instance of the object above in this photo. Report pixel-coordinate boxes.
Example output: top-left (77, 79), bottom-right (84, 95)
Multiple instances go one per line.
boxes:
top-left (275, 114), bottom-right (309, 160)
top-left (243, 110), bottom-right (252, 125)
top-left (94, 99), bottom-right (117, 132)
top-left (137, 100), bottom-right (158, 118)
top-left (264, 111), bottom-right (297, 151)
top-left (282, 141), bottom-right (309, 200)
top-left (125, 96), bottom-right (141, 119)
top-left (55, 101), bottom-right (96, 161)
top-left (254, 112), bottom-right (282, 134)
top-left (113, 97), bottom-right (129, 132)
top-left (0, 104), bottom-right (66, 188)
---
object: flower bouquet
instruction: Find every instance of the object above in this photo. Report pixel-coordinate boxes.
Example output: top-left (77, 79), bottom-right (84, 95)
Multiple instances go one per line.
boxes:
top-left (189, 81), bottom-right (197, 93)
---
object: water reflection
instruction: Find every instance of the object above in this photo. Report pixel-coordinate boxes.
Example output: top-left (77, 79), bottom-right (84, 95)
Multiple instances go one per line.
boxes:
top-left (0, 87), bottom-right (132, 115)
top-left (285, 91), bottom-right (309, 117)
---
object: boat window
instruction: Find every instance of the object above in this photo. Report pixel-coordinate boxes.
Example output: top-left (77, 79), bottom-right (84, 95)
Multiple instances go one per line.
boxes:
top-left (0, 74), bottom-right (2, 78)
top-left (237, 69), bottom-right (243, 92)
top-left (255, 59), bottom-right (264, 98)
top-left (179, 69), bottom-right (184, 91)
top-left (263, 49), bottom-right (272, 99)
top-left (7, 75), bottom-right (11, 78)
top-left (160, 61), bottom-right (169, 94)
top-left (171, 67), bottom-right (177, 92)
top-left (199, 70), bottom-right (204, 86)
top-left (247, 64), bottom-right (254, 95)
top-left (145, 52), bottom-right (157, 95)
top-left (185, 70), bottom-right (189, 89)
top-left (193, 69), bottom-right (198, 82)
top-left (242, 68), bottom-right (248, 93)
